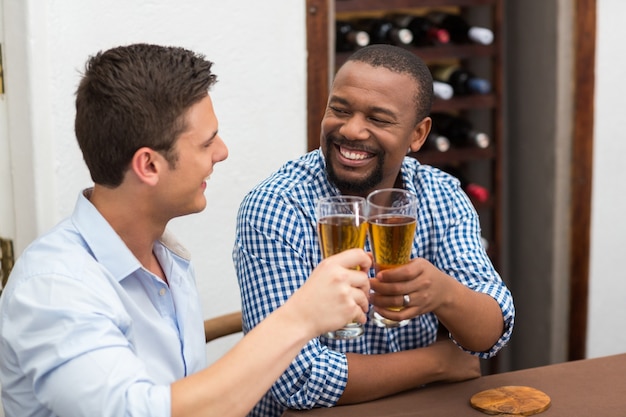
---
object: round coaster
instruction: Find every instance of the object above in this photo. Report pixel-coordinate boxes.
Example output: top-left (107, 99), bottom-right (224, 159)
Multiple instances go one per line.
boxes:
top-left (470, 385), bottom-right (551, 415)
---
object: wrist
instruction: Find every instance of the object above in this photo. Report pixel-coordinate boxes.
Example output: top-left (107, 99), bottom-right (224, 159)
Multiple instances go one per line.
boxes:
top-left (433, 273), bottom-right (464, 316)
top-left (272, 297), bottom-right (319, 343)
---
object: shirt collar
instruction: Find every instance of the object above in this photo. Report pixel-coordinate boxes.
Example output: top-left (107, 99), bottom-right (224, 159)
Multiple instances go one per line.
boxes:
top-left (70, 189), bottom-right (191, 283)
top-left (400, 157), bottom-right (420, 195)
top-left (70, 189), bottom-right (140, 282)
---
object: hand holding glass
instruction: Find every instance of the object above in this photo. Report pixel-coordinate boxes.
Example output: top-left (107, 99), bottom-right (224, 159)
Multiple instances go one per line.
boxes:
top-left (316, 196), bottom-right (368, 339)
top-left (367, 188), bottom-right (418, 328)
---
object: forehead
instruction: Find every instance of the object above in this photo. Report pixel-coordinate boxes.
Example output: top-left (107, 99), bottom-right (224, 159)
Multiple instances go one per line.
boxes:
top-left (176, 95), bottom-right (217, 142)
top-left (331, 61), bottom-right (418, 108)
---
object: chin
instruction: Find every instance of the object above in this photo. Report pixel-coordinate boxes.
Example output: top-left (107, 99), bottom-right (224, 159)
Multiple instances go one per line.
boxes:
top-left (189, 196), bottom-right (208, 214)
top-left (197, 200), bottom-right (208, 213)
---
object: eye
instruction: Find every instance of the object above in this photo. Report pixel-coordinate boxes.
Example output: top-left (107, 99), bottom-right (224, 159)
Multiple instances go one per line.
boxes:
top-left (202, 131), bottom-right (219, 148)
top-left (203, 137), bottom-right (216, 149)
top-left (329, 105), bottom-right (349, 115)
top-left (369, 116), bottom-right (391, 125)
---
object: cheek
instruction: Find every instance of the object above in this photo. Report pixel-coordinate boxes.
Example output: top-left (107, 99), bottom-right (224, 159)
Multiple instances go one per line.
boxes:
top-left (321, 114), bottom-right (342, 134)
top-left (381, 137), bottom-right (411, 163)
top-left (320, 119), bottom-right (336, 149)
top-left (320, 120), bottom-right (331, 138)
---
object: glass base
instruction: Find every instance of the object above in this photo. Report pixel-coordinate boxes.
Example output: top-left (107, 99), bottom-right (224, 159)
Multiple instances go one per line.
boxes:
top-left (323, 322), bottom-right (364, 339)
top-left (370, 310), bottom-right (410, 328)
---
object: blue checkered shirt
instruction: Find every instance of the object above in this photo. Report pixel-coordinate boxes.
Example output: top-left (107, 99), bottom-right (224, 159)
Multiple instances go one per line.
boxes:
top-left (233, 149), bottom-right (514, 417)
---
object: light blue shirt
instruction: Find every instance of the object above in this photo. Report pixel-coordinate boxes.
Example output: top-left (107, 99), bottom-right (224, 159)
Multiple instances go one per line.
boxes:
top-left (0, 190), bottom-right (207, 417)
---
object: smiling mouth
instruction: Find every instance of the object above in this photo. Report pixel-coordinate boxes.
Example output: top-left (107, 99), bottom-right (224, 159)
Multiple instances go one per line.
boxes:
top-left (338, 145), bottom-right (374, 161)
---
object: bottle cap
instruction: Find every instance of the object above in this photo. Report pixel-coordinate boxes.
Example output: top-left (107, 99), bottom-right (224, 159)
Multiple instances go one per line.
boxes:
top-left (473, 132), bottom-right (490, 149)
top-left (433, 81), bottom-right (454, 100)
top-left (468, 27), bottom-right (494, 45)
top-left (352, 31), bottom-right (370, 47)
top-left (434, 134), bottom-right (451, 152)
top-left (467, 77), bottom-right (491, 95)
top-left (431, 28), bottom-right (450, 44)
top-left (397, 28), bottom-right (414, 45)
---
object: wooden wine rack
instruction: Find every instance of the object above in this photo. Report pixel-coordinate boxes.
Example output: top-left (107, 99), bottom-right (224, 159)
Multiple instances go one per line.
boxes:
top-left (306, 0), bottom-right (505, 373)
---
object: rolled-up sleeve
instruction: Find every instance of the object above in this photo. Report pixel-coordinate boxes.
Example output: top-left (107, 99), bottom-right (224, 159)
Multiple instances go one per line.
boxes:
top-left (429, 176), bottom-right (515, 358)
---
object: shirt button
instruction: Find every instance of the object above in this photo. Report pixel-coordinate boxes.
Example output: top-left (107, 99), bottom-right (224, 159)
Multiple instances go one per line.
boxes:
top-left (159, 288), bottom-right (166, 296)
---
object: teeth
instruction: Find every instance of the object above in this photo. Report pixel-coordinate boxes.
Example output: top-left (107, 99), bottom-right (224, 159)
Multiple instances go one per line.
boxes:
top-left (340, 148), bottom-right (368, 160)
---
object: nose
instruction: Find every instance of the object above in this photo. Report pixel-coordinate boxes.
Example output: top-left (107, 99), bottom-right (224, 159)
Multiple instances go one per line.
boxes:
top-left (214, 134), bottom-right (229, 163)
top-left (338, 114), bottom-right (370, 141)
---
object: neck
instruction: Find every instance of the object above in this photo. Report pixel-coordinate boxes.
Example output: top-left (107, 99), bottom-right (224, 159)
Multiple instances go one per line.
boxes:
top-left (89, 184), bottom-right (168, 281)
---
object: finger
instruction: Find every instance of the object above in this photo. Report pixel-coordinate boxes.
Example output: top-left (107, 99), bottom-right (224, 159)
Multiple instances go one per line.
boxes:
top-left (369, 291), bottom-right (405, 308)
top-left (349, 269), bottom-right (370, 293)
top-left (370, 277), bottom-right (408, 296)
top-left (329, 248), bottom-right (372, 271)
top-left (351, 285), bottom-right (370, 313)
top-left (352, 305), bottom-right (367, 324)
top-left (376, 258), bottom-right (422, 282)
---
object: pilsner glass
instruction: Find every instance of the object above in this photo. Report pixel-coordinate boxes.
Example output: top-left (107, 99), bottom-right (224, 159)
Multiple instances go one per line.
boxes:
top-left (316, 195), bottom-right (368, 339)
top-left (366, 188), bottom-right (418, 328)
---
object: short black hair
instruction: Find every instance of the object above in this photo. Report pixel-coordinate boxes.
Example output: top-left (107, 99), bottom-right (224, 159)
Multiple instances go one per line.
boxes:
top-left (346, 44), bottom-right (433, 123)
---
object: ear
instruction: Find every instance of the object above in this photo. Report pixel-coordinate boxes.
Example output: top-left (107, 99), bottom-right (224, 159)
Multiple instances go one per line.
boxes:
top-left (408, 117), bottom-right (432, 154)
top-left (130, 147), bottom-right (163, 186)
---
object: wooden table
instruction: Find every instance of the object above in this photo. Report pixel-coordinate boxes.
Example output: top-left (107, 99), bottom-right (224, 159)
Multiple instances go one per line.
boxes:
top-left (282, 353), bottom-right (626, 416)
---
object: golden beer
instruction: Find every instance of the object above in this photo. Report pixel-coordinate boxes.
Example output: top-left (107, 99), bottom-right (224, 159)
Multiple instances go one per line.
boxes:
top-left (316, 195), bottom-right (368, 339)
top-left (366, 188), bottom-right (418, 327)
top-left (369, 214), bottom-right (416, 269)
top-left (318, 214), bottom-right (368, 257)
top-left (369, 214), bottom-right (416, 311)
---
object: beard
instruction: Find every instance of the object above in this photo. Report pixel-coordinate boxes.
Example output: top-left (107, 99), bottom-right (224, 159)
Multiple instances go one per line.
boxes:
top-left (323, 135), bottom-right (385, 195)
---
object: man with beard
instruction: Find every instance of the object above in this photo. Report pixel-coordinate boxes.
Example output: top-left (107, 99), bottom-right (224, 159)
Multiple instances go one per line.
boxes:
top-left (233, 44), bottom-right (515, 417)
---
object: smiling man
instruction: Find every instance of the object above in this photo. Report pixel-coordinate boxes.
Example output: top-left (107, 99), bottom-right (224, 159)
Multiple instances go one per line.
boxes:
top-left (0, 43), bottom-right (372, 417)
top-left (234, 44), bottom-right (515, 417)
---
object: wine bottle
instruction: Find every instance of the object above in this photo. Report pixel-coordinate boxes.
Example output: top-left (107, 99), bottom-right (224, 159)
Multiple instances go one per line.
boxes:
top-left (440, 165), bottom-right (490, 203)
top-left (422, 129), bottom-right (451, 152)
top-left (433, 80), bottom-right (454, 100)
top-left (388, 14), bottom-right (450, 46)
top-left (430, 64), bottom-right (491, 95)
top-left (336, 20), bottom-right (370, 52)
top-left (427, 11), bottom-right (494, 45)
top-left (430, 112), bottom-right (490, 149)
top-left (354, 18), bottom-right (413, 46)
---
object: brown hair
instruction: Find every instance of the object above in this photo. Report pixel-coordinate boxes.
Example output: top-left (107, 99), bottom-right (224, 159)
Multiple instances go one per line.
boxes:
top-left (75, 43), bottom-right (217, 186)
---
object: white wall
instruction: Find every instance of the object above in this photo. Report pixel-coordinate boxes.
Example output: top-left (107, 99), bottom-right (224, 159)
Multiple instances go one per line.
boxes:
top-left (0, 2), bottom-right (12, 246)
top-left (1, 0), bottom-right (308, 364)
top-left (586, 0), bottom-right (626, 358)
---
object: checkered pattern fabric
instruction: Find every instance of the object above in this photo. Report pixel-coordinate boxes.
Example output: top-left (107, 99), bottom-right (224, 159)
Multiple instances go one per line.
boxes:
top-left (233, 149), bottom-right (514, 417)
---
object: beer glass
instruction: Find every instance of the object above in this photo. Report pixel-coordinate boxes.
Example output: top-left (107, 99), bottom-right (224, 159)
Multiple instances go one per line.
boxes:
top-left (366, 188), bottom-right (418, 328)
top-left (316, 195), bottom-right (368, 339)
